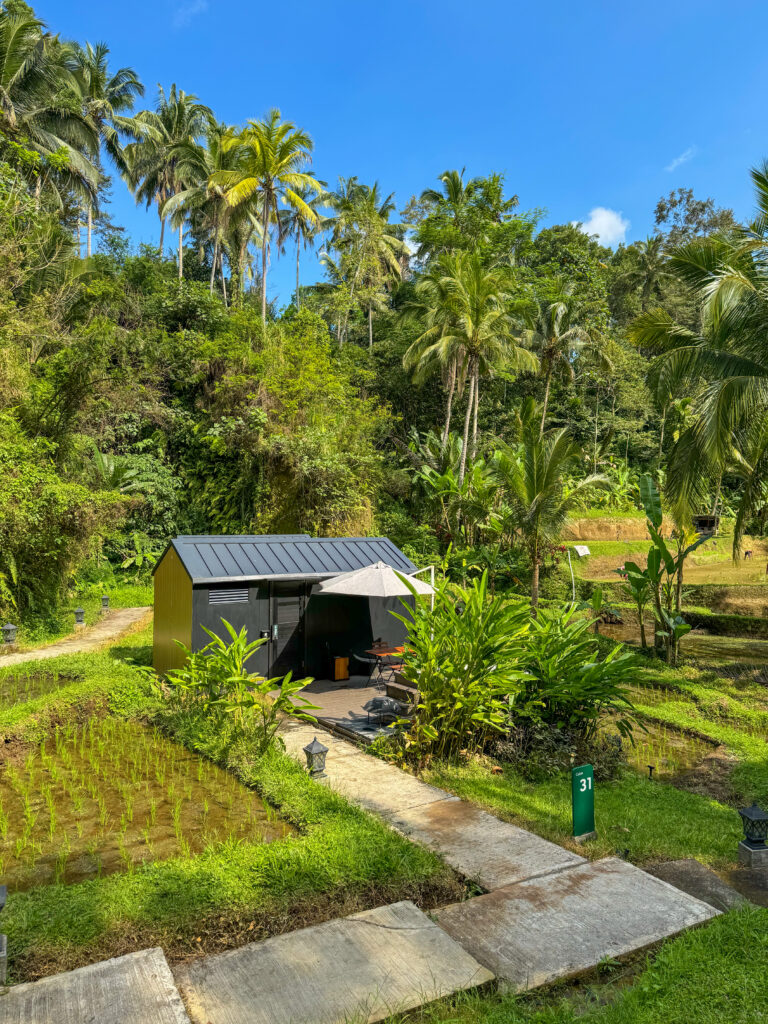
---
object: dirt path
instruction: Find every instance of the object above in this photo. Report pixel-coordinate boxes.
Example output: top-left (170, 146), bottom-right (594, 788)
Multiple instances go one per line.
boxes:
top-left (0, 608), bottom-right (152, 668)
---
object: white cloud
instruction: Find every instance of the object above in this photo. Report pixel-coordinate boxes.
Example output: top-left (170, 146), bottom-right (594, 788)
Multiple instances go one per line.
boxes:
top-left (665, 146), bottom-right (697, 173)
top-left (173, 0), bottom-right (208, 28)
top-left (574, 207), bottom-right (629, 247)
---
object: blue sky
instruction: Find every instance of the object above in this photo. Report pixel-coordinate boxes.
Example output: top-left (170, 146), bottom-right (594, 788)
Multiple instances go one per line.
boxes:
top-left (39, 0), bottom-right (768, 305)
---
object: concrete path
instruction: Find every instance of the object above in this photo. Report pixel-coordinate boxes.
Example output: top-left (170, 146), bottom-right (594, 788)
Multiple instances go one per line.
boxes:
top-left (435, 858), bottom-right (719, 992)
top-left (0, 947), bottom-right (190, 1024)
top-left (0, 608), bottom-right (151, 667)
top-left (279, 720), bottom-right (585, 890)
top-left (176, 901), bottom-right (493, 1024)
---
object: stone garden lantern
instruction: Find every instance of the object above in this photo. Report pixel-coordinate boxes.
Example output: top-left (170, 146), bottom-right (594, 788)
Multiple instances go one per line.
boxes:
top-left (303, 736), bottom-right (329, 779)
top-left (74, 607), bottom-right (86, 628)
top-left (2, 623), bottom-right (17, 646)
top-left (738, 803), bottom-right (768, 867)
top-left (101, 594), bottom-right (110, 613)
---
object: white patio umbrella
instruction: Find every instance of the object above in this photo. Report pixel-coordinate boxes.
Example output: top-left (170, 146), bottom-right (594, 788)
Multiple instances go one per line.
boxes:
top-left (316, 561), bottom-right (434, 597)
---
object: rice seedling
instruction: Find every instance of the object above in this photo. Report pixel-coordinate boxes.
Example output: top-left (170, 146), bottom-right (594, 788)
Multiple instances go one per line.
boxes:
top-left (0, 717), bottom-right (291, 892)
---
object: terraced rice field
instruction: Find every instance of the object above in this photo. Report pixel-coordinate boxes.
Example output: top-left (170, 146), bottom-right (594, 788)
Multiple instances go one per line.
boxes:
top-left (0, 718), bottom-right (293, 891)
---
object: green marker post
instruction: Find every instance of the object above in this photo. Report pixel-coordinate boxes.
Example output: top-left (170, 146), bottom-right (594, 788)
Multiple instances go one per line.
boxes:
top-left (571, 763), bottom-right (596, 841)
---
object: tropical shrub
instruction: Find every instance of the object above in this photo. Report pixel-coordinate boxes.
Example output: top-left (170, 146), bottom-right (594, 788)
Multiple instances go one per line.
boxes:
top-left (493, 726), bottom-right (627, 782)
top-left (394, 572), bottom-right (532, 764)
top-left (162, 619), bottom-right (318, 754)
top-left (517, 603), bottom-right (638, 740)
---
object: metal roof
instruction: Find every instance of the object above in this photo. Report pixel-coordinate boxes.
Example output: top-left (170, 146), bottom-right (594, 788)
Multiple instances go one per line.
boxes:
top-left (157, 535), bottom-right (417, 585)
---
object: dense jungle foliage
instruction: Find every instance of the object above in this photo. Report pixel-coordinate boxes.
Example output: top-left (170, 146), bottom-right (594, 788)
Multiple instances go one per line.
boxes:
top-left (1, 0), bottom-right (764, 629)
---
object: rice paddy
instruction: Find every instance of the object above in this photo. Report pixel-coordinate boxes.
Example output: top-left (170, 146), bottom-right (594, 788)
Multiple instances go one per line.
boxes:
top-left (0, 669), bottom-right (78, 711)
top-left (613, 718), bottom-right (716, 778)
top-left (0, 718), bottom-right (293, 892)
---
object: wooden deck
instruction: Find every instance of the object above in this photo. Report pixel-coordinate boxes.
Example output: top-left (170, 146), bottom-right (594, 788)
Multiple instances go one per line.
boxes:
top-left (296, 676), bottom-right (393, 743)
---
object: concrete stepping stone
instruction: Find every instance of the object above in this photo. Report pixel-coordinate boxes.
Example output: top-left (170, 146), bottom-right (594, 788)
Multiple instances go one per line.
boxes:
top-left (175, 900), bottom-right (493, 1024)
top-left (386, 799), bottom-right (585, 890)
top-left (322, 755), bottom-right (455, 817)
top-left (0, 947), bottom-right (190, 1024)
top-left (435, 857), bottom-right (719, 991)
top-left (647, 858), bottom-right (750, 912)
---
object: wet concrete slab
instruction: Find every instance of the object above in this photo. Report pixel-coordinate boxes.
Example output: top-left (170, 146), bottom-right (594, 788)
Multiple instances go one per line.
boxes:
top-left (0, 948), bottom-right (190, 1024)
top-left (387, 799), bottom-right (585, 890)
top-left (176, 900), bottom-right (494, 1024)
top-left (435, 857), bottom-right (720, 991)
top-left (647, 858), bottom-right (750, 912)
top-left (322, 755), bottom-right (456, 817)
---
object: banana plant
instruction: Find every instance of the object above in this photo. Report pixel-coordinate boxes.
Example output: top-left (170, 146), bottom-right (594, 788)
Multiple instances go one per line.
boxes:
top-left (634, 476), bottom-right (708, 665)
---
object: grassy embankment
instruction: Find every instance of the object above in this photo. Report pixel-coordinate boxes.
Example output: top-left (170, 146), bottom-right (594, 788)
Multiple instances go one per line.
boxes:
top-left (0, 625), bottom-right (458, 982)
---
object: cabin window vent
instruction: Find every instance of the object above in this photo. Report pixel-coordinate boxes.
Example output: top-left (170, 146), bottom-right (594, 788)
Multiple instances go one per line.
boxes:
top-left (208, 587), bottom-right (249, 605)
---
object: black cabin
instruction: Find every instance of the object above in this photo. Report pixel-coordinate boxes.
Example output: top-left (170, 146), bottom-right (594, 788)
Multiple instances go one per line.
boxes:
top-left (152, 534), bottom-right (417, 677)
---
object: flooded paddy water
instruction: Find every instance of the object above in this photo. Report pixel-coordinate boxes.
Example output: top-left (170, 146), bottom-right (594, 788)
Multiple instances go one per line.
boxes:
top-left (0, 669), bottom-right (79, 711)
top-left (0, 718), bottom-right (293, 892)
top-left (599, 622), bottom-right (768, 666)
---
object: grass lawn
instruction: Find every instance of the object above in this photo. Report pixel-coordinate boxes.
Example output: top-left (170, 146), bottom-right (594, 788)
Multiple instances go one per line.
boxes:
top-left (387, 905), bottom-right (768, 1023)
top-left (0, 637), bottom-right (459, 982)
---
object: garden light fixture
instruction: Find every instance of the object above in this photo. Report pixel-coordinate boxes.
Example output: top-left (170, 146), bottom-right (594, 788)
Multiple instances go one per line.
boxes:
top-left (74, 607), bottom-right (85, 626)
top-left (739, 804), bottom-right (768, 848)
top-left (2, 623), bottom-right (17, 645)
top-left (303, 736), bottom-right (329, 779)
top-left (101, 594), bottom-right (110, 611)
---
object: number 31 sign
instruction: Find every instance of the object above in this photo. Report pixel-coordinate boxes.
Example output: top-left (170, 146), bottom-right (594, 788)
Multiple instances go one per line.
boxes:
top-left (571, 763), bottom-right (596, 841)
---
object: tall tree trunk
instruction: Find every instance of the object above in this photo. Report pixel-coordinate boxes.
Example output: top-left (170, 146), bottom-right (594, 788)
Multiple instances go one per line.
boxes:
top-left (368, 306), bottom-right (373, 348)
top-left (296, 241), bottom-right (301, 310)
top-left (220, 250), bottom-right (228, 306)
top-left (593, 388), bottom-right (600, 473)
top-left (159, 210), bottom-right (166, 254)
top-left (639, 610), bottom-right (647, 650)
top-left (178, 221), bottom-right (183, 281)
top-left (261, 194), bottom-right (269, 323)
top-left (540, 364), bottom-right (552, 437)
top-left (87, 205), bottom-right (93, 258)
top-left (76, 209), bottom-right (82, 259)
top-left (711, 471), bottom-right (722, 517)
top-left (530, 540), bottom-right (540, 617)
top-left (209, 238), bottom-right (219, 294)
top-left (471, 366), bottom-right (480, 456)
top-left (442, 360), bottom-right (457, 446)
top-left (458, 369), bottom-right (475, 486)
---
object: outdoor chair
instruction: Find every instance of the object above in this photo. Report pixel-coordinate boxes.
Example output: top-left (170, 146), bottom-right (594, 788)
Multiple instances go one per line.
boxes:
top-left (351, 651), bottom-right (380, 686)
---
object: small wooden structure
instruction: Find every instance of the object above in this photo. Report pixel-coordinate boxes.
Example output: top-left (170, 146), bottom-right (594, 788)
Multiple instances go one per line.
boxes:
top-left (693, 514), bottom-right (720, 537)
top-left (152, 534), bottom-right (417, 677)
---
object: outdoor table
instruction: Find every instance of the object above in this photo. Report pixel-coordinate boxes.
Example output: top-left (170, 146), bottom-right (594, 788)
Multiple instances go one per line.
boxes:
top-left (365, 644), bottom-right (405, 686)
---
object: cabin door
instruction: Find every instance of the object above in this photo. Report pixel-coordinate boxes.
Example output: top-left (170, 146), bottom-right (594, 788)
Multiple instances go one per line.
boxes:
top-left (270, 582), bottom-right (306, 678)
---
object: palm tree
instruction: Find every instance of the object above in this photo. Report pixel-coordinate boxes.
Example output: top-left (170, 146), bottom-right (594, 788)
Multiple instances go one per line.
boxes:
top-left (125, 85), bottom-right (213, 257)
top-left (403, 252), bottom-right (537, 482)
top-left (519, 279), bottom-right (609, 436)
top-left (492, 427), bottom-right (608, 613)
top-left (213, 109), bottom-right (322, 322)
top-left (328, 181), bottom-right (407, 345)
top-left (618, 235), bottom-right (672, 312)
top-left (70, 41), bottom-right (144, 256)
top-left (631, 161), bottom-right (768, 555)
top-left (161, 122), bottom-right (256, 290)
top-left (280, 184), bottom-right (329, 310)
top-left (0, 8), bottom-right (99, 204)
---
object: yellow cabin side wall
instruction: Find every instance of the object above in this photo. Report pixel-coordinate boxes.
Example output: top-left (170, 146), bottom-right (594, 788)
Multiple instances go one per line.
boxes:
top-left (153, 546), bottom-right (193, 675)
